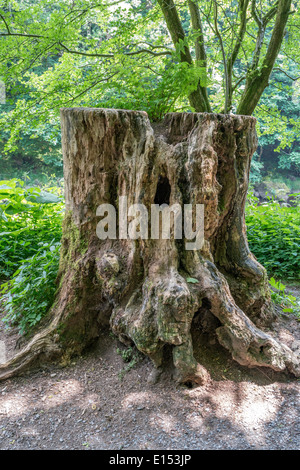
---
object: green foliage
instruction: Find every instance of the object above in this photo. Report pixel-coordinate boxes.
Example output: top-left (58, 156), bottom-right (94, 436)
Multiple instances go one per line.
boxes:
top-left (0, 178), bottom-right (64, 334)
top-left (278, 150), bottom-right (300, 173)
top-left (245, 194), bottom-right (300, 280)
top-left (250, 152), bottom-right (264, 184)
top-left (117, 346), bottom-right (135, 363)
top-left (1, 240), bottom-right (61, 333)
top-left (186, 277), bottom-right (199, 284)
top-left (255, 69), bottom-right (300, 178)
top-left (269, 277), bottom-right (300, 318)
top-left (116, 346), bottom-right (144, 381)
top-left (0, 125), bottom-right (63, 178)
top-left (0, 0), bottom-right (299, 153)
top-left (0, 178), bottom-right (64, 278)
top-left (0, 0), bottom-right (296, 183)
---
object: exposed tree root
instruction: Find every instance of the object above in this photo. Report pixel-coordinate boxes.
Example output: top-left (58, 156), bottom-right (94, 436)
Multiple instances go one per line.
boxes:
top-left (0, 323), bottom-right (60, 380)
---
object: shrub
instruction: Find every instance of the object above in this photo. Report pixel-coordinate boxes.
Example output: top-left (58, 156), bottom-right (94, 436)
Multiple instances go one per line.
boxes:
top-left (269, 277), bottom-right (300, 319)
top-left (1, 241), bottom-right (61, 333)
top-left (0, 178), bottom-right (63, 278)
top-left (0, 178), bottom-right (64, 333)
top-left (245, 193), bottom-right (300, 280)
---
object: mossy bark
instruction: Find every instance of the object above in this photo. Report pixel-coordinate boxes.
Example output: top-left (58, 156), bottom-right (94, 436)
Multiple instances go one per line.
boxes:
top-left (0, 108), bottom-right (299, 383)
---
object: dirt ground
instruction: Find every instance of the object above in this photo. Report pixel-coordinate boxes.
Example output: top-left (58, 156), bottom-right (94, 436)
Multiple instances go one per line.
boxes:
top-left (0, 303), bottom-right (299, 451)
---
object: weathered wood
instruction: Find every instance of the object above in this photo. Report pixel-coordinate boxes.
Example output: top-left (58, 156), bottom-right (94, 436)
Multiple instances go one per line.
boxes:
top-left (1, 108), bottom-right (299, 383)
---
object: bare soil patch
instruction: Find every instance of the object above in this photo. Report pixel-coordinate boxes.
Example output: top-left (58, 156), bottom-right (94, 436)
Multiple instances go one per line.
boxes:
top-left (0, 306), bottom-right (299, 450)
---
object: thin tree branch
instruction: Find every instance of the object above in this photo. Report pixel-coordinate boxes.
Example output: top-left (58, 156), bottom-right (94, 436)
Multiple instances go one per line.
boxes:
top-left (262, 1), bottom-right (279, 25)
top-left (281, 49), bottom-right (300, 65)
top-left (250, 0), bottom-right (266, 71)
top-left (0, 32), bottom-right (47, 39)
top-left (0, 28), bottom-right (172, 57)
top-left (213, 1), bottom-right (229, 112)
top-left (187, 0), bottom-right (211, 112)
top-left (231, 0), bottom-right (250, 66)
top-left (157, 0), bottom-right (210, 112)
top-left (124, 49), bottom-right (172, 57)
top-left (58, 42), bottom-right (172, 57)
top-left (62, 73), bottom-right (118, 105)
top-left (225, 0), bottom-right (250, 111)
top-left (22, 43), bottom-right (58, 73)
top-left (273, 67), bottom-right (300, 81)
top-left (250, 0), bottom-right (280, 71)
top-left (0, 14), bottom-right (11, 34)
top-left (238, 0), bottom-right (293, 115)
top-left (233, 75), bottom-right (246, 91)
top-left (251, 0), bottom-right (262, 26)
top-left (188, 0), bottom-right (206, 64)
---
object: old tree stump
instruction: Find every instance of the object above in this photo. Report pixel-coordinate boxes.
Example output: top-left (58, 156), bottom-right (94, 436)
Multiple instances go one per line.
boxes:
top-left (1, 108), bottom-right (299, 383)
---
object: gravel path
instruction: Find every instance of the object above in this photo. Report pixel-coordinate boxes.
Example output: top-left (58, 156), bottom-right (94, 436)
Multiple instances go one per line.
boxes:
top-left (0, 323), bottom-right (299, 450)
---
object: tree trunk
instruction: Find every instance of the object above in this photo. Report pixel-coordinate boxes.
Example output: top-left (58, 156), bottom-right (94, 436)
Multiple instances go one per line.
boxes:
top-left (0, 108), bottom-right (299, 383)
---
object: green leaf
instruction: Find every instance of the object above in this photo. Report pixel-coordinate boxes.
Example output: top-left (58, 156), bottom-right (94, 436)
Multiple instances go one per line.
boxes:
top-left (26, 191), bottom-right (61, 204)
top-left (186, 277), bottom-right (199, 284)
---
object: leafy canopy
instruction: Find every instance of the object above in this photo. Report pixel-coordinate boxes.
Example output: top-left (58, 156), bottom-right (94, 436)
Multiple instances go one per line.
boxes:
top-left (0, 0), bottom-right (299, 152)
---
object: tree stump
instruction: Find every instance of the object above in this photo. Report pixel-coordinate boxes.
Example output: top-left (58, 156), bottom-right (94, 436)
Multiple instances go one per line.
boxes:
top-left (0, 108), bottom-right (299, 383)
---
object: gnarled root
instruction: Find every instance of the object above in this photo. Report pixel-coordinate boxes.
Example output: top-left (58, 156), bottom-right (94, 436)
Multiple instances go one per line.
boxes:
top-left (0, 323), bottom-right (61, 380)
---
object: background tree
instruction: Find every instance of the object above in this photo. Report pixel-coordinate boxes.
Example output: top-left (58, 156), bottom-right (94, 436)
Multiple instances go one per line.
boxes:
top-left (0, 0), bottom-right (299, 130)
top-left (0, 0), bottom-right (299, 181)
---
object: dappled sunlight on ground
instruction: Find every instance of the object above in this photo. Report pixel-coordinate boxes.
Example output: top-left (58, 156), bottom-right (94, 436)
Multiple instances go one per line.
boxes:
top-left (0, 393), bottom-right (29, 417)
top-left (0, 333), bottom-right (299, 450)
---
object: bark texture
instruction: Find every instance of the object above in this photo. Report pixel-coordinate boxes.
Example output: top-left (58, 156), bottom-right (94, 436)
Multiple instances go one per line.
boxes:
top-left (0, 108), bottom-right (299, 383)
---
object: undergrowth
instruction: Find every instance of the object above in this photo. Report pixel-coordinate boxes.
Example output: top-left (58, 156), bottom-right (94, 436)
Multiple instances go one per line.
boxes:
top-left (0, 178), bottom-right (63, 333)
top-left (246, 192), bottom-right (300, 280)
top-left (116, 346), bottom-right (144, 381)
